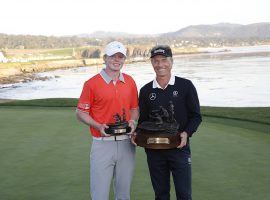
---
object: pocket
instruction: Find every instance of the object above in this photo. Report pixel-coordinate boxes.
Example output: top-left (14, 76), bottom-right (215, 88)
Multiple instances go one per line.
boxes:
top-left (179, 148), bottom-right (191, 165)
top-left (90, 140), bottom-right (100, 159)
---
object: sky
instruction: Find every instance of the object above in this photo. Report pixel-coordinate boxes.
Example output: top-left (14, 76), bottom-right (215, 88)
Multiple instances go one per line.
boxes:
top-left (1, 0), bottom-right (269, 36)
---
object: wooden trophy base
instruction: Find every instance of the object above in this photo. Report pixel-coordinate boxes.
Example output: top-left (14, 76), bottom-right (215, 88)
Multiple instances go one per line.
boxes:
top-left (105, 122), bottom-right (131, 135)
top-left (135, 130), bottom-right (181, 149)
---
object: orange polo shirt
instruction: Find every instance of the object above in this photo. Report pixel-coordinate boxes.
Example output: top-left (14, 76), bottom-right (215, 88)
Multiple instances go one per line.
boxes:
top-left (77, 70), bottom-right (138, 137)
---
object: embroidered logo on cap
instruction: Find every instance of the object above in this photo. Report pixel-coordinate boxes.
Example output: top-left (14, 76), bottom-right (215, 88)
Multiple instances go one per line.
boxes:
top-left (154, 49), bottom-right (165, 54)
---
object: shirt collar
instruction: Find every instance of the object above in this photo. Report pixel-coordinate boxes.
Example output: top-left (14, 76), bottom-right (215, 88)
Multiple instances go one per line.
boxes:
top-left (152, 75), bottom-right (175, 89)
top-left (100, 69), bottom-right (125, 84)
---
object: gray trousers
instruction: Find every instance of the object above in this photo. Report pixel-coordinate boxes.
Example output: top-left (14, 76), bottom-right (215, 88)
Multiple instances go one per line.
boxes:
top-left (90, 139), bottom-right (135, 200)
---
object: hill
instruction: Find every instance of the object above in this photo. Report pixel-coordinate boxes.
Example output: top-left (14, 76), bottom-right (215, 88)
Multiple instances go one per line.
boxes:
top-left (164, 22), bottom-right (270, 38)
top-left (1, 22), bottom-right (270, 49)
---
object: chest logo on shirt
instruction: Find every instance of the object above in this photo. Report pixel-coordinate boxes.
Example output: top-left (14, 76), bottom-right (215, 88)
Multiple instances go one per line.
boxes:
top-left (173, 90), bottom-right (179, 97)
top-left (149, 93), bottom-right (156, 100)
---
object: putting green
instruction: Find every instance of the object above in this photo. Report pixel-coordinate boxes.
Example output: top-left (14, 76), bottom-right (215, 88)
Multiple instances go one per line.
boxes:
top-left (0, 106), bottom-right (269, 200)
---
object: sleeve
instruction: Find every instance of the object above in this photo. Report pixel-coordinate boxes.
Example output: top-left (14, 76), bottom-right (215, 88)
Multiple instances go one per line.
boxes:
top-left (77, 82), bottom-right (93, 113)
top-left (185, 81), bottom-right (202, 136)
top-left (129, 78), bottom-right (139, 109)
top-left (138, 87), bottom-right (150, 125)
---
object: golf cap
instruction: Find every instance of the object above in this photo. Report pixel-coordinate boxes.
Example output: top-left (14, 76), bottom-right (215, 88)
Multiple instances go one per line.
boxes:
top-left (150, 45), bottom-right (172, 58)
top-left (104, 41), bottom-right (127, 57)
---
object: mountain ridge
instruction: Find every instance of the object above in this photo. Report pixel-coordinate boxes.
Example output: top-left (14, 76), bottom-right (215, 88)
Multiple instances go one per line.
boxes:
top-left (77, 22), bottom-right (270, 38)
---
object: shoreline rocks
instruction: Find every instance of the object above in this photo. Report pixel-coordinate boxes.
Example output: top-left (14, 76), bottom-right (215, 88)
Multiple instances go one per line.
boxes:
top-left (0, 58), bottom-right (104, 84)
top-left (0, 50), bottom-right (202, 85)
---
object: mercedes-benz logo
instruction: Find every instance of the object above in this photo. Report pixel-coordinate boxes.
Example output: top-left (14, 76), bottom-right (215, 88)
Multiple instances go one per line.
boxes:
top-left (173, 90), bottom-right (178, 97)
top-left (149, 93), bottom-right (156, 100)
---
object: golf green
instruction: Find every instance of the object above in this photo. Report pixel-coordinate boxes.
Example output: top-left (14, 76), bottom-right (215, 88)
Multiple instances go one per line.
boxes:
top-left (0, 105), bottom-right (269, 200)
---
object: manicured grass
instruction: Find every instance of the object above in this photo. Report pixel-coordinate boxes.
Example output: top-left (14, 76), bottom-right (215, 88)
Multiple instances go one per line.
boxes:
top-left (0, 100), bottom-right (269, 199)
top-left (0, 107), bottom-right (91, 200)
top-left (44, 47), bottom-right (98, 56)
top-left (192, 117), bottom-right (270, 200)
top-left (45, 48), bottom-right (74, 56)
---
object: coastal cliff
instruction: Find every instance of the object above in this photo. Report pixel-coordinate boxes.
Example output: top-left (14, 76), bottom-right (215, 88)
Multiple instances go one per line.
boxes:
top-left (0, 58), bottom-right (104, 84)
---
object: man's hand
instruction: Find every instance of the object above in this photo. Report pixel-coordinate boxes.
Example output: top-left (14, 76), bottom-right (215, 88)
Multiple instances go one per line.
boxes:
top-left (97, 124), bottom-right (110, 137)
top-left (177, 131), bottom-right (188, 148)
top-left (128, 120), bottom-right (136, 134)
top-left (131, 132), bottom-right (137, 146)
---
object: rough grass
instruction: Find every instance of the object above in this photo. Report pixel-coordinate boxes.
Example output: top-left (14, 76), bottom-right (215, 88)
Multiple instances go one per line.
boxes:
top-left (0, 98), bottom-right (78, 107)
top-left (1, 98), bottom-right (270, 124)
top-left (201, 106), bottom-right (270, 125)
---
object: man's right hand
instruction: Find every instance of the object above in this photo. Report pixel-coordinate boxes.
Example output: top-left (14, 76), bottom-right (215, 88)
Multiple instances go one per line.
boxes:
top-left (131, 132), bottom-right (137, 146)
top-left (97, 124), bottom-right (110, 137)
top-left (177, 131), bottom-right (188, 148)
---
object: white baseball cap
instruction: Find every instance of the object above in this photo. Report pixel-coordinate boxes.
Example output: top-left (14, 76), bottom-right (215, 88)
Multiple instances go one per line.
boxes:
top-left (104, 41), bottom-right (127, 57)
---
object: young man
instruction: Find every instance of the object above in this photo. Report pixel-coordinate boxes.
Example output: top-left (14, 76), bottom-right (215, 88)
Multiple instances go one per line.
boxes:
top-left (76, 41), bottom-right (139, 200)
top-left (133, 45), bottom-right (202, 200)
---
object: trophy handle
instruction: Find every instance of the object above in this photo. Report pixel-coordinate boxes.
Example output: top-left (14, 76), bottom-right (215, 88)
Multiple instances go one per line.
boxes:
top-left (126, 126), bottom-right (131, 134)
top-left (104, 127), bottom-right (111, 135)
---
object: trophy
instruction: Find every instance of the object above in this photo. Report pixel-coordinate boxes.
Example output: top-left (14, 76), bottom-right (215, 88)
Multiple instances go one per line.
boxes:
top-left (105, 109), bottom-right (131, 135)
top-left (135, 101), bottom-right (181, 149)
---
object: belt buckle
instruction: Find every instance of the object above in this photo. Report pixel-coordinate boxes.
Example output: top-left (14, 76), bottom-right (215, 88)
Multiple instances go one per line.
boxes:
top-left (114, 135), bottom-right (122, 141)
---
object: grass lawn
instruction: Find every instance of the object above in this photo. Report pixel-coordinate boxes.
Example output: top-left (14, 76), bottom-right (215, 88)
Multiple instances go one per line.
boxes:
top-left (0, 100), bottom-right (269, 200)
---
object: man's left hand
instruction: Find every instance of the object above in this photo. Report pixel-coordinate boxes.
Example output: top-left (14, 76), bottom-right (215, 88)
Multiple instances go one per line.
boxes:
top-left (177, 131), bottom-right (188, 148)
top-left (130, 132), bottom-right (137, 146)
top-left (128, 120), bottom-right (136, 134)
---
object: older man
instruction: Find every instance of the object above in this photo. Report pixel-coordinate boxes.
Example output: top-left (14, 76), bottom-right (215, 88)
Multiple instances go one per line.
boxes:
top-left (134, 45), bottom-right (202, 200)
top-left (76, 41), bottom-right (139, 200)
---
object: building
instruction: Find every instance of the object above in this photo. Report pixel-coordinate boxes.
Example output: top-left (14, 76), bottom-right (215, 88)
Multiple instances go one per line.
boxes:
top-left (0, 51), bottom-right (8, 63)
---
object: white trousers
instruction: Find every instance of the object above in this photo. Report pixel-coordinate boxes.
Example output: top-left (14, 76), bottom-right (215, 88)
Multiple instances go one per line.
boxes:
top-left (90, 139), bottom-right (135, 200)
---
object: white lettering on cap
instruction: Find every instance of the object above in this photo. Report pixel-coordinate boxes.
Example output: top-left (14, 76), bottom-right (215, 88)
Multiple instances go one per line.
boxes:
top-left (154, 49), bottom-right (165, 54)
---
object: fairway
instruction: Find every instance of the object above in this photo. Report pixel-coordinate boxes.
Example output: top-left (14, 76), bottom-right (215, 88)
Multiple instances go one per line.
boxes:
top-left (0, 106), bottom-right (269, 200)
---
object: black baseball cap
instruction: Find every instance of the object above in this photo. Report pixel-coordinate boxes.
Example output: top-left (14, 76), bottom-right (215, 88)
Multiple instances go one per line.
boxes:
top-left (150, 45), bottom-right (172, 58)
